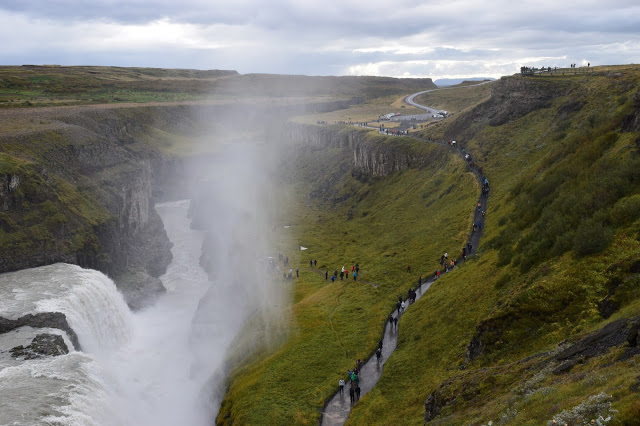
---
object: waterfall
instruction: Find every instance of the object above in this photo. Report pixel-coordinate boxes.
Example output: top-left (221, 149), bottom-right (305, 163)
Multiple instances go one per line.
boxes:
top-left (1, 184), bottom-right (282, 425)
top-left (0, 264), bottom-right (133, 426)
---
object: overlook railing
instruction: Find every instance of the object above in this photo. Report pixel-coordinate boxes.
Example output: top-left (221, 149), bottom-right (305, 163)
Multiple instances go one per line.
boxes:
top-left (520, 66), bottom-right (594, 77)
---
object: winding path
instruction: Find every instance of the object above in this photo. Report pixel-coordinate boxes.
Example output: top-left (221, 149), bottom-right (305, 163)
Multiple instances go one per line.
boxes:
top-left (320, 91), bottom-right (491, 425)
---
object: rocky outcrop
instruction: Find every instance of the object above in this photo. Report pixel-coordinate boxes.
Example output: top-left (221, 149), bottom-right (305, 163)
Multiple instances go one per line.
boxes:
top-left (428, 316), bottom-right (640, 422)
top-left (0, 174), bottom-right (21, 211)
top-left (443, 76), bottom-right (576, 142)
top-left (284, 124), bottom-right (441, 177)
top-left (424, 390), bottom-right (446, 422)
top-left (10, 334), bottom-right (69, 359)
top-left (0, 312), bottom-right (80, 350)
top-left (622, 86), bottom-right (640, 132)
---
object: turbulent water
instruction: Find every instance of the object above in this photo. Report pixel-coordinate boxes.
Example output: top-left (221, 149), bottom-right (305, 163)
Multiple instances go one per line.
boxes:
top-left (0, 200), bottom-right (245, 425)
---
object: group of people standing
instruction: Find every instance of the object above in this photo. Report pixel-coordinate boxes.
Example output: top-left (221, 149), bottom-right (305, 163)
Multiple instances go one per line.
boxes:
top-left (327, 264), bottom-right (360, 282)
top-left (341, 364), bottom-right (362, 404)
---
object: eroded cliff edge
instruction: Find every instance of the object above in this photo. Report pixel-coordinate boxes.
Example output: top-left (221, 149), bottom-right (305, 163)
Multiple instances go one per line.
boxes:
top-left (0, 105), bottom-right (189, 309)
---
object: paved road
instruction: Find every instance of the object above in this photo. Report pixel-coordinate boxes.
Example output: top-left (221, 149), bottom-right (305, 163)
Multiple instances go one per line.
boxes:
top-left (403, 80), bottom-right (495, 116)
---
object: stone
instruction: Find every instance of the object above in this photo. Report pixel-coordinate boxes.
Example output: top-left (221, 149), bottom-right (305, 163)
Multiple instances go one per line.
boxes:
top-left (10, 334), bottom-right (69, 360)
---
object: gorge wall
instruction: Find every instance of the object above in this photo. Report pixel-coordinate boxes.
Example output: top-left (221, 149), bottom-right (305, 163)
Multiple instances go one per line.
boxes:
top-left (0, 98), bottom-right (363, 309)
top-left (0, 105), bottom-right (191, 308)
top-left (283, 123), bottom-right (446, 177)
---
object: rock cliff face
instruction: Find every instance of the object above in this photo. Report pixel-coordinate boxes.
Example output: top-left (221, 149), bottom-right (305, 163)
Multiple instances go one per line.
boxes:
top-left (284, 124), bottom-right (427, 176)
top-left (0, 106), bottom-right (188, 308)
top-left (444, 75), bottom-right (576, 141)
top-left (622, 86), bottom-right (640, 133)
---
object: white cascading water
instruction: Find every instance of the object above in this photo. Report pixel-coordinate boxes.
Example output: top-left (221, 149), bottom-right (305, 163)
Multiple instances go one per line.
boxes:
top-left (0, 194), bottom-right (277, 425)
top-left (97, 199), bottom-right (247, 426)
top-left (0, 264), bottom-right (133, 426)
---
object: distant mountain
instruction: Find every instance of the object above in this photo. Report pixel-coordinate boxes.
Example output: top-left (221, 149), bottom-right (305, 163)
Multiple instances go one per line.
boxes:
top-left (434, 77), bottom-right (495, 87)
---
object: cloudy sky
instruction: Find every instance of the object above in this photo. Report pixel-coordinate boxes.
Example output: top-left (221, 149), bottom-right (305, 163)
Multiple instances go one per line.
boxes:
top-left (1, 0), bottom-right (639, 80)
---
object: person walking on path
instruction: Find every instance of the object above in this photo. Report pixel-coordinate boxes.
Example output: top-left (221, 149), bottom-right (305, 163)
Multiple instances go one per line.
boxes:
top-left (349, 385), bottom-right (355, 404)
top-left (339, 379), bottom-right (345, 395)
top-left (355, 385), bottom-right (361, 401)
top-left (325, 271), bottom-right (328, 280)
top-left (376, 348), bottom-right (382, 363)
top-left (310, 260), bottom-right (313, 267)
top-left (394, 316), bottom-right (398, 328)
top-left (401, 300), bottom-right (405, 313)
top-left (314, 259), bottom-right (317, 267)
top-left (340, 270), bottom-right (344, 280)
top-left (353, 271), bottom-right (357, 281)
top-left (379, 340), bottom-right (383, 351)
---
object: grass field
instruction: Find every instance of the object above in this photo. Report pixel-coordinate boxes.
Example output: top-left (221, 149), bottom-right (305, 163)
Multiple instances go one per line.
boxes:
top-left (0, 66), bottom-right (437, 108)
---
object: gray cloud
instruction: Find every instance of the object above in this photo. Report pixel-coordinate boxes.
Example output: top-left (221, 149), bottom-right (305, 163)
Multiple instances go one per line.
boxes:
top-left (0, 0), bottom-right (638, 78)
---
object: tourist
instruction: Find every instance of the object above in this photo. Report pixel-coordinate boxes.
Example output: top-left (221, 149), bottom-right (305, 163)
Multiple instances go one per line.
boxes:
top-left (339, 379), bottom-right (345, 395)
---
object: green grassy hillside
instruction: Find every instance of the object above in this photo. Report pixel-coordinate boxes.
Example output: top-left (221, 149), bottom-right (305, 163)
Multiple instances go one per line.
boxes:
top-left (348, 66), bottom-right (640, 424)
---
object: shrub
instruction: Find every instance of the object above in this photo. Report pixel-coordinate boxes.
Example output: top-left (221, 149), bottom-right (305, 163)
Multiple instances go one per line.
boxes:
top-left (573, 219), bottom-right (613, 257)
top-left (609, 194), bottom-right (640, 225)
